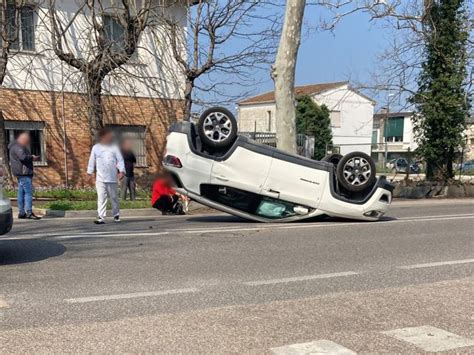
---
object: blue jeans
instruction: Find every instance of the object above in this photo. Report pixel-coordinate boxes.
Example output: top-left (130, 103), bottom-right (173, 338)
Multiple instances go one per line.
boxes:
top-left (17, 176), bottom-right (33, 215)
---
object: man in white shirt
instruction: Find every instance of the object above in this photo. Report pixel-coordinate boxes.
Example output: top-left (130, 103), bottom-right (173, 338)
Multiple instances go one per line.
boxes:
top-left (87, 128), bottom-right (125, 224)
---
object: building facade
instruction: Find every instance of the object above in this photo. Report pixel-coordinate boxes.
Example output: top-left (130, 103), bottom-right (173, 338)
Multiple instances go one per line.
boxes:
top-left (0, 0), bottom-right (188, 187)
top-left (371, 112), bottom-right (418, 164)
top-left (464, 115), bottom-right (474, 161)
top-left (237, 82), bottom-right (376, 155)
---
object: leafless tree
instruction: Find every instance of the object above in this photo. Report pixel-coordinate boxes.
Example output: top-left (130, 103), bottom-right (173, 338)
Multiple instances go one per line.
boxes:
top-left (0, 0), bottom-right (25, 180)
top-left (367, 0), bottom-right (473, 107)
top-left (161, 0), bottom-right (279, 120)
top-left (272, 0), bottom-right (396, 153)
top-left (46, 0), bottom-right (152, 137)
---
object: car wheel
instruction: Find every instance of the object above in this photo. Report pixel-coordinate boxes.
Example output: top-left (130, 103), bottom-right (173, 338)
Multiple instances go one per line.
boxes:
top-left (336, 152), bottom-right (376, 192)
top-left (197, 107), bottom-right (238, 150)
top-left (322, 153), bottom-right (343, 168)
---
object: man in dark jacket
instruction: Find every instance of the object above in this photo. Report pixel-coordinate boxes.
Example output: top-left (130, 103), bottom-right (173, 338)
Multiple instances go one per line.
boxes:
top-left (9, 132), bottom-right (41, 220)
top-left (120, 138), bottom-right (137, 201)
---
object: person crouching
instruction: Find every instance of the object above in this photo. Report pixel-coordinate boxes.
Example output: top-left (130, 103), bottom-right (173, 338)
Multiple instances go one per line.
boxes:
top-left (151, 173), bottom-right (185, 215)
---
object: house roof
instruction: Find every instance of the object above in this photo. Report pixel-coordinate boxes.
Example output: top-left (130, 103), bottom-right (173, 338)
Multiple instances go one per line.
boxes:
top-left (238, 81), bottom-right (349, 105)
top-left (373, 111), bottom-right (414, 119)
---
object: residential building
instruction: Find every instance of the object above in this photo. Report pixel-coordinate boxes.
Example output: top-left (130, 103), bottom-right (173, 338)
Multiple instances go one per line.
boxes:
top-left (0, 1), bottom-right (188, 187)
top-left (237, 81), bottom-right (376, 155)
top-left (464, 115), bottom-right (474, 160)
top-left (371, 111), bottom-right (418, 164)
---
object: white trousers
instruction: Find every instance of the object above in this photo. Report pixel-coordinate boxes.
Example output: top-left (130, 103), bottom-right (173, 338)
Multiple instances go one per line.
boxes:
top-left (96, 181), bottom-right (120, 219)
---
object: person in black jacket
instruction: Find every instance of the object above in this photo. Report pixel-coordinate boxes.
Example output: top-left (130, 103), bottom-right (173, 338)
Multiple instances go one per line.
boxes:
top-left (120, 138), bottom-right (137, 201)
top-left (8, 132), bottom-right (41, 220)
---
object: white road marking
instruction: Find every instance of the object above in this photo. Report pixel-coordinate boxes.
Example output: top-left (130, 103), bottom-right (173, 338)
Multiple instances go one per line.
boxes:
top-left (64, 288), bottom-right (199, 304)
top-left (271, 340), bottom-right (357, 354)
top-left (243, 271), bottom-right (359, 286)
top-left (383, 325), bottom-right (474, 352)
top-left (6, 214), bottom-right (474, 241)
top-left (398, 258), bottom-right (474, 270)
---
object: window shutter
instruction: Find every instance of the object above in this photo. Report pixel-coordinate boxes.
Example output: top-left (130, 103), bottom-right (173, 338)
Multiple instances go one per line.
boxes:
top-left (386, 117), bottom-right (404, 138)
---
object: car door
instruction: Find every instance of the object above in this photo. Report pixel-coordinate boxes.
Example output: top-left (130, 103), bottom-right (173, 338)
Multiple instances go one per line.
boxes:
top-left (211, 145), bottom-right (273, 194)
top-left (262, 153), bottom-right (327, 208)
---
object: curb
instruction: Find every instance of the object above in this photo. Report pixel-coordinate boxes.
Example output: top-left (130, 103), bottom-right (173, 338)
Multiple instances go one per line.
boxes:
top-left (12, 202), bottom-right (215, 218)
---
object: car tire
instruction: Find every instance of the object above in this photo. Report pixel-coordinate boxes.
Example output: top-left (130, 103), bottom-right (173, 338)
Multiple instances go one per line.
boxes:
top-left (197, 107), bottom-right (238, 150)
top-left (336, 152), bottom-right (376, 192)
top-left (322, 153), bottom-right (343, 168)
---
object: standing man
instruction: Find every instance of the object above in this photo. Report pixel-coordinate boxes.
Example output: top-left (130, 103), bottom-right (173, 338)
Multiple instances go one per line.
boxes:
top-left (120, 138), bottom-right (137, 201)
top-left (8, 132), bottom-right (41, 220)
top-left (87, 128), bottom-right (125, 224)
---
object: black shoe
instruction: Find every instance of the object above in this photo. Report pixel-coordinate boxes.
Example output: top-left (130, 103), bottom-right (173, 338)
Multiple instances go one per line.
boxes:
top-left (114, 215), bottom-right (121, 223)
top-left (26, 213), bottom-right (41, 220)
top-left (18, 213), bottom-right (27, 219)
top-left (94, 218), bottom-right (105, 225)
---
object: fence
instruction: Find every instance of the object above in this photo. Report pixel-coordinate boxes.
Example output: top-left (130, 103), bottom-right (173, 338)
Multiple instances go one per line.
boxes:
top-left (239, 132), bottom-right (277, 147)
top-left (240, 132), bottom-right (314, 158)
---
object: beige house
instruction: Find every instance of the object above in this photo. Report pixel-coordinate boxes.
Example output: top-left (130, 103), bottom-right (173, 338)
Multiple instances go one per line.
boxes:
top-left (464, 115), bottom-right (474, 160)
top-left (371, 111), bottom-right (418, 163)
top-left (237, 82), bottom-right (376, 155)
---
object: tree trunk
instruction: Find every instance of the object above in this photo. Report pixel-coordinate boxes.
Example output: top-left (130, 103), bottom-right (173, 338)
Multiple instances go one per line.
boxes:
top-left (271, 0), bottom-right (306, 154)
top-left (183, 79), bottom-right (194, 121)
top-left (86, 75), bottom-right (104, 140)
top-left (0, 110), bottom-right (12, 183)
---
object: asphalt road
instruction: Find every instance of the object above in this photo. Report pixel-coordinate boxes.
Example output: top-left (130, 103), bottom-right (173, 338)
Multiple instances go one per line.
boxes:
top-left (1, 199), bottom-right (473, 353)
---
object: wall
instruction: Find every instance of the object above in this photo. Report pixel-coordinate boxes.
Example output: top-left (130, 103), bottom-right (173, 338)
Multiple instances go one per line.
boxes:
top-left (3, 0), bottom-right (187, 100)
top-left (0, 87), bottom-right (183, 187)
top-left (238, 103), bottom-right (276, 133)
top-left (313, 85), bottom-right (374, 155)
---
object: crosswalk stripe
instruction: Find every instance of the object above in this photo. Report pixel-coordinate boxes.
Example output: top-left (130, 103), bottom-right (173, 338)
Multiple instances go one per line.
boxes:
top-left (271, 340), bottom-right (356, 355)
top-left (382, 325), bottom-right (474, 352)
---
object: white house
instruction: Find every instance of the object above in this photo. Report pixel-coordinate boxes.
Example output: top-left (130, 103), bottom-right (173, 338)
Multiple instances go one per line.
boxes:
top-left (237, 81), bottom-right (376, 155)
top-left (371, 111), bottom-right (418, 163)
top-left (0, 0), bottom-right (189, 186)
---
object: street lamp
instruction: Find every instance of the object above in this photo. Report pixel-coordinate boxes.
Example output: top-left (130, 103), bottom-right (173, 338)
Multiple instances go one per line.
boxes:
top-left (381, 94), bottom-right (396, 168)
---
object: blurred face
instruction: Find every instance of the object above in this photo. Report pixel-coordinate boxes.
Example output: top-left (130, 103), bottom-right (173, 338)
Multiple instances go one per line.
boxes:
top-left (163, 173), bottom-right (174, 187)
top-left (121, 139), bottom-right (133, 152)
top-left (100, 131), bottom-right (114, 145)
top-left (17, 132), bottom-right (31, 146)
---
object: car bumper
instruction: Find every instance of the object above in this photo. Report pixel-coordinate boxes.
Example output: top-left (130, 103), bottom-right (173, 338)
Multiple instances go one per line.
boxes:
top-left (0, 208), bottom-right (13, 235)
top-left (319, 185), bottom-right (392, 221)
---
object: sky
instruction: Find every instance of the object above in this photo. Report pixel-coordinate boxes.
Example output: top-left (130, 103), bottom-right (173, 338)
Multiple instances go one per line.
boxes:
top-left (251, 6), bottom-right (390, 108)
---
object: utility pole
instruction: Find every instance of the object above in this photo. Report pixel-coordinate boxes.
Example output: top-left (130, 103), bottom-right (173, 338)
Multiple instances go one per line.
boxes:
top-left (383, 93), bottom-right (396, 168)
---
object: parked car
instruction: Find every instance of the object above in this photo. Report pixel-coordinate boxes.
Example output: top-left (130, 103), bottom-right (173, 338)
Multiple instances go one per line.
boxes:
top-left (163, 107), bottom-right (393, 222)
top-left (386, 158), bottom-right (409, 173)
top-left (458, 159), bottom-right (474, 173)
top-left (386, 158), bottom-right (422, 174)
top-left (0, 158), bottom-right (13, 235)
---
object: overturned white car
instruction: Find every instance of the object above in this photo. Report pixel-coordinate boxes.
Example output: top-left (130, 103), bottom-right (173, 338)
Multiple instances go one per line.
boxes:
top-left (164, 107), bottom-right (393, 222)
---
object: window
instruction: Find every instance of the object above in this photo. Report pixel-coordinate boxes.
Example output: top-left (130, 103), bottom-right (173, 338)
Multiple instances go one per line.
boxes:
top-left (107, 125), bottom-right (147, 167)
top-left (384, 116), bottom-right (404, 142)
top-left (330, 111), bottom-right (341, 128)
top-left (5, 3), bottom-right (35, 51)
top-left (5, 121), bottom-right (46, 165)
top-left (102, 14), bottom-right (139, 59)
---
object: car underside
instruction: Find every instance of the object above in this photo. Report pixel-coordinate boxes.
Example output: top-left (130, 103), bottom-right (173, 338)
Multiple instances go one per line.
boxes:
top-left (163, 108), bottom-right (394, 222)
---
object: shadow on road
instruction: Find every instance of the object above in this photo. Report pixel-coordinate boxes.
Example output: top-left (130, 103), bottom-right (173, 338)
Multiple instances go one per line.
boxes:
top-left (188, 214), bottom-right (397, 224)
top-left (0, 239), bottom-right (66, 265)
top-left (186, 215), bottom-right (251, 224)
